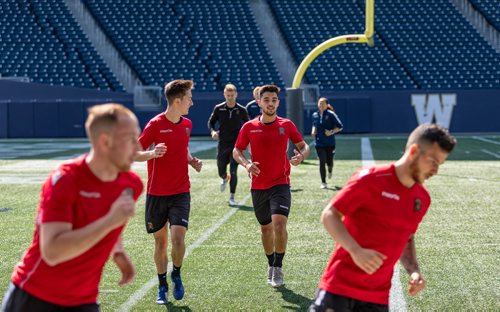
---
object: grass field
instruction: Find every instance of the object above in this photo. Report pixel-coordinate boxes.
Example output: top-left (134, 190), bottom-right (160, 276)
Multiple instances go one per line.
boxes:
top-left (0, 135), bottom-right (499, 311)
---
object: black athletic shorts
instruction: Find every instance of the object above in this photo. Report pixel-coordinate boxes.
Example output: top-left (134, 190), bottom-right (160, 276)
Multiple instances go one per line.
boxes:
top-left (251, 184), bottom-right (291, 225)
top-left (145, 193), bottom-right (190, 233)
top-left (2, 283), bottom-right (99, 312)
top-left (309, 289), bottom-right (388, 312)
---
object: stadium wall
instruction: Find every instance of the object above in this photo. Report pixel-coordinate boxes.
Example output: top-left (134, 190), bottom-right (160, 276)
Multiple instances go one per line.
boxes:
top-left (0, 80), bottom-right (499, 138)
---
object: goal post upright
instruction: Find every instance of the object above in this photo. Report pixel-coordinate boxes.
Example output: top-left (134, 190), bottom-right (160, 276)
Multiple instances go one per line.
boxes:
top-left (286, 0), bottom-right (375, 134)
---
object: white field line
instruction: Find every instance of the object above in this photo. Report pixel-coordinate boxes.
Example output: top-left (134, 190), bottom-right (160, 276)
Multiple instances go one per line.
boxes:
top-left (118, 193), bottom-right (251, 312)
top-left (361, 137), bottom-right (407, 311)
top-left (480, 149), bottom-right (500, 159)
top-left (473, 136), bottom-right (500, 146)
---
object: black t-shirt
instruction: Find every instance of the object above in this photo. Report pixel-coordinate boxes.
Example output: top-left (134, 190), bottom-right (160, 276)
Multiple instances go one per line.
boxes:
top-left (208, 102), bottom-right (249, 144)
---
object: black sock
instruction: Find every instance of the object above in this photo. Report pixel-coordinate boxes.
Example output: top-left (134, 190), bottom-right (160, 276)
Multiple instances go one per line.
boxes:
top-left (266, 252), bottom-right (275, 267)
top-left (158, 272), bottom-right (168, 288)
top-left (274, 252), bottom-right (285, 268)
top-left (172, 265), bottom-right (181, 277)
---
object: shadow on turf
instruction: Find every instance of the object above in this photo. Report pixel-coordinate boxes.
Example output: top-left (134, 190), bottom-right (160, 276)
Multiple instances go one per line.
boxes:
top-left (275, 285), bottom-right (312, 311)
top-left (164, 302), bottom-right (192, 311)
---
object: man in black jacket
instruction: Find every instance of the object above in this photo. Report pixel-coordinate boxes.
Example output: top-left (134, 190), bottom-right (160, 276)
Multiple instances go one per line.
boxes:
top-left (208, 84), bottom-right (249, 205)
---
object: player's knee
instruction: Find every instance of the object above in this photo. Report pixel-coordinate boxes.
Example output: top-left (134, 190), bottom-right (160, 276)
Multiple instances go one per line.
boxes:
top-left (273, 221), bottom-right (287, 235)
top-left (260, 224), bottom-right (273, 236)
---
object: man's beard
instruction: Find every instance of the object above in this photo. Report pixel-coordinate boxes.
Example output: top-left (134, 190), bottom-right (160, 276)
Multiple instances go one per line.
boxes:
top-left (409, 157), bottom-right (423, 184)
top-left (262, 107), bottom-right (276, 117)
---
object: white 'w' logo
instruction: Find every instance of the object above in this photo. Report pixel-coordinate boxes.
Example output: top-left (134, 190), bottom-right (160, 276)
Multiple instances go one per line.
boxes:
top-left (411, 94), bottom-right (456, 129)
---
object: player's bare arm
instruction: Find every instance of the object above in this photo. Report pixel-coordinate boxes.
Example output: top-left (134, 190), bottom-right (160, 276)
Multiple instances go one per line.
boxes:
top-left (400, 234), bottom-right (426, 296)
top-left (233, 147), bottom-right (260, 177)
top-left (134, 143), bottom-right (167, 162)
top-left (112, 237), bottom-right (136, 285)
top-left (40, 190), bottom-right (136, 266)
top-left (321, 203), bottom-right (387, 275)
top-left (290, 141), bottom-right (310, 166)
top-left (188, 150), bottom-right (203, 172)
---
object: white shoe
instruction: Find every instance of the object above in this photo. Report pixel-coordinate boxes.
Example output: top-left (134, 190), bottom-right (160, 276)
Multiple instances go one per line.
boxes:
top-left (220, 177), bottom-right (228, 192)
top-left (229, 197), bottom-right (237, 206)
top-left (267, 266), bottom-right (274, 285)
top-left (271, 267), bottom-right (284, 287)
top-left (321, 183), bottom-right (327, 189)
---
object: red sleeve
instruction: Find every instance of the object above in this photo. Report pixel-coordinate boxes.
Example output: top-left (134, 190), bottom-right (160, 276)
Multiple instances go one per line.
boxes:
top-left (40, 169), bottom-right (77, 224)
top-left (138, 120), bottom-right (156, 150)
top-left (234, 123), bottom-right (250, 151)
top-left (287, 120), bottom-right (303, 144)
top-left (330, 168), bottom-right (370, 217)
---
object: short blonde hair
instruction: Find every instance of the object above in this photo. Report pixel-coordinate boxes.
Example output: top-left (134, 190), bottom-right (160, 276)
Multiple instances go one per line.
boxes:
top-left (253, 86), bottom-right (261, 99)
top-left (85, 103), bottom-right (135, 140)
top-left (224, 84), bottom-right (237, 92)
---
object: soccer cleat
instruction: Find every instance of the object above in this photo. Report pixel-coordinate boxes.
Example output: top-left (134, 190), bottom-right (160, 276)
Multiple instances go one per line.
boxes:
top-left (220, 175), bottom-right (229, 192)
top-left (321, 183), bottom-right (327, 189)
top-left (328, 171), bottom-right (332, 179)
top-left (267, 266), bottom-right (274, 285)
top-left (156, 285), bottom-right (168, 305)
top-left (229, 197), bottom-right (237, 206)
top-left (271, 267), bottom-right (284, 288)
top-left (171, 272), bottom-right (185, 300)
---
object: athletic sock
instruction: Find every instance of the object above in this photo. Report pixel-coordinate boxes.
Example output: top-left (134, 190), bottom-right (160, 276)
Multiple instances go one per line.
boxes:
top-left (266, 252), bottom-right (275, 267)
top-left (274, 252), bottom-right (285, 268)
top-left (172, 265), bottom-right (181, 277)
top-left (158, 272), bottom-right (168, 288)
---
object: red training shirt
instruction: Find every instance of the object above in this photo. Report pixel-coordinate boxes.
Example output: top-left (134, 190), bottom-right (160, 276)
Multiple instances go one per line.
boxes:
top-left (139, 113), bottom-right (192, 196)
top-left (11, 155), bottom-right (143, 306)
top-left (234, 116), bottom-right (303, 190)
top-left (319, 164), bottom-right (430, 305)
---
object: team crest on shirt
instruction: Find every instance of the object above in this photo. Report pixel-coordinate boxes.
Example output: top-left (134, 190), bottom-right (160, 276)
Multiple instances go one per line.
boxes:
top-left (185, 127), bottom-right (190, 136)
top-left (279, 127), bottom-right (285, 135)
top-left (414, 198), bottom-right (422, 212)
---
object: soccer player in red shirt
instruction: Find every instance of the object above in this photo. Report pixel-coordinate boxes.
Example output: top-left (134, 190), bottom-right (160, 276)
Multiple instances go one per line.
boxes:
top-left (135, 79), bottom-right (202, 305)
top-left (2, 103), bottom-right (144, 312)
top-left (233, 84), bottom-right (310, 288)
top-left (310, 124), bottom-right (456, 312)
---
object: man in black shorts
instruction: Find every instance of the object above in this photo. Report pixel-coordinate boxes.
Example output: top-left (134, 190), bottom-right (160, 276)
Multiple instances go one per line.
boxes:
top-left (233, 84), bottom-right (310, 288)
top-left (208, 83), bottom-right (249, 205)
top-left (135, 80), bottom-right (203, 305)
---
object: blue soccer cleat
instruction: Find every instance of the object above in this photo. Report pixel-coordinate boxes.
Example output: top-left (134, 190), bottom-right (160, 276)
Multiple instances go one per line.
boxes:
top-left (171, 272), bottom-right (185, 300)
top-left (156, 285), bottom-right (168, 305)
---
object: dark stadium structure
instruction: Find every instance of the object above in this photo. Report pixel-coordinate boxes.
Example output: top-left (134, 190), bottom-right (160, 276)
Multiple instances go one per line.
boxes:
top-left (1, 0), bottom-right (499, 137)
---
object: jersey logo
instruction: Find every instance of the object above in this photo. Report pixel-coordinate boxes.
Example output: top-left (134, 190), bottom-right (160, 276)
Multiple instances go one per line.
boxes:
top-left (279, 127), bottom-right (285, 135)
top-left (250, 129), bottom-right (263, 133)
top-left (160, 129), bottom-right (173, 133)
top-left (51, 170), bottom-right (63, 185)
top-left (381, 191), bottom-right (400, 201)
top-left (185, 127), bottom-right (190, 136)
top-left (414, 198), bottom-right (422, 212)
top-left (79, 191), bottom-right (101, 198)
top-left (412, 93), bottom-right (456, 128)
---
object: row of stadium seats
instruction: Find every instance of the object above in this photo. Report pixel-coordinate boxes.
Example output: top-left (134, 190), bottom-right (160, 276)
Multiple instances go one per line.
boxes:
top-left (374, 0), bottom-right (499, 89)
top-left (1, 0), bottom-right (498, 92)
top-left (0, 0), bottom-right (123, 91)
top-left (269, 0), bottom-right (499, 90)
top-left (84, 0), bottom-right (283, 91)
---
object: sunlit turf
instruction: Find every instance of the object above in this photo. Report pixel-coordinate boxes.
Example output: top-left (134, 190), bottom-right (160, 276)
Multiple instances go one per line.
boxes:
top-left (0, 135), bottom-right (498, 311)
